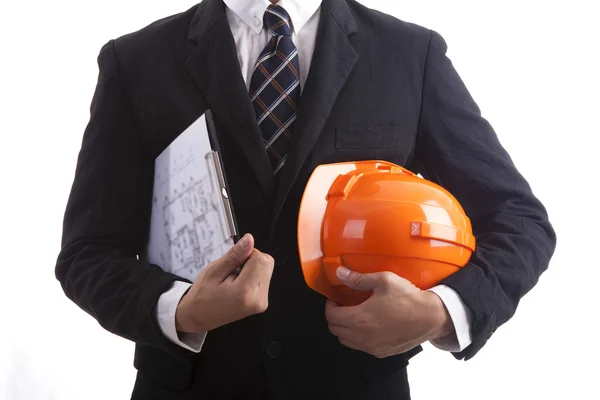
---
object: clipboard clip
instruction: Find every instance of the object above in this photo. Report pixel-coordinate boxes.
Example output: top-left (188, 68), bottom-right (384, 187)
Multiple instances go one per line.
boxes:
top-left (206, 150), bottom-right (238, 240)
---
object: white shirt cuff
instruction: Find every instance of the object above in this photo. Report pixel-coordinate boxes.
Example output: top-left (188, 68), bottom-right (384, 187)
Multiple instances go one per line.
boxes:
top-left (156, 281), bottom-right (207, 353)
top-left (427, 284), bottom-right (473, 353)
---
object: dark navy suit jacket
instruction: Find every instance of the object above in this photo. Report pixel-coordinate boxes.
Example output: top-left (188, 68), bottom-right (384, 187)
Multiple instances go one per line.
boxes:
top-left (55, 0), bottom-right (556, 398)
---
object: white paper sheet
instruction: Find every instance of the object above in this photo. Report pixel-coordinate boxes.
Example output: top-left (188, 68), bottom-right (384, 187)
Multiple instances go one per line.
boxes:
top-left (145, 114), bottom-right (234, 282)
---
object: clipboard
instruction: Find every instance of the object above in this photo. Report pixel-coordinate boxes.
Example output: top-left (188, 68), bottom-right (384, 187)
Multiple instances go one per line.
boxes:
top-left (144, 110), bottom-right (240, 282)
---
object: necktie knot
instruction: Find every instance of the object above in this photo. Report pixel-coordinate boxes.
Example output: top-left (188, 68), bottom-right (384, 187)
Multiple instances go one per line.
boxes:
top-left (264, 5), bottom-right (293, 37)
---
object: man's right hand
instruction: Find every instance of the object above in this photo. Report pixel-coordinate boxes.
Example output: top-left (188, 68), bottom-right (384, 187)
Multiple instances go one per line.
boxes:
top-left (175, 233), bottom-right (274, 334)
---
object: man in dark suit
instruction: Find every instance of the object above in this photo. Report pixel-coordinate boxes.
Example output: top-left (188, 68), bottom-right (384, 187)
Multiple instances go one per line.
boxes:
top-left (55, 0), bottom-right (556, 398)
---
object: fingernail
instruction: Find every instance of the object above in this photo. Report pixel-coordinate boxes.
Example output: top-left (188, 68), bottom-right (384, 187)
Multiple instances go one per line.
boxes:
top-left (239, 234), bottom-right (250, 249)
top-left (336, 266), bottom-right (351, 279)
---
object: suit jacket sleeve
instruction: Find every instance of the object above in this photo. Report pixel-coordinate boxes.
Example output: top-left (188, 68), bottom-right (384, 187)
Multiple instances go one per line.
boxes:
top-left (55, 40), bottom-right (191, 357)
top-left (412, 30), bottom-right (557, 360)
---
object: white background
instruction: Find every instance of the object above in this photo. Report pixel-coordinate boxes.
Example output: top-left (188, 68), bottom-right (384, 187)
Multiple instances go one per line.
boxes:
top-left (1, 0), bottom-right (598, 399)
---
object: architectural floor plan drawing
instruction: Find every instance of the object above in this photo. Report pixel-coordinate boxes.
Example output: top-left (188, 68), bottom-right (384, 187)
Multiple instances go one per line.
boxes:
top-left (145, 114), bottom-right (234, 282)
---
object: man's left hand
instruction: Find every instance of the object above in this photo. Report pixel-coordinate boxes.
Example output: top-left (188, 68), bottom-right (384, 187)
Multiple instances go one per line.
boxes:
top-left (325, 266), bottom-right (454, 358)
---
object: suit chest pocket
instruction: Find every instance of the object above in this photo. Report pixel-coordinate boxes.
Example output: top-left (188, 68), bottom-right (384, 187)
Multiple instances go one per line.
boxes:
top-left (331, 125), bottom-right (416, 168)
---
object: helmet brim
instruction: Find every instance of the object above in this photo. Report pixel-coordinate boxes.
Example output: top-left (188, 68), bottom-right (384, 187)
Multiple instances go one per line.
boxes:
top-left (298, 161), bottom-right (400, 305)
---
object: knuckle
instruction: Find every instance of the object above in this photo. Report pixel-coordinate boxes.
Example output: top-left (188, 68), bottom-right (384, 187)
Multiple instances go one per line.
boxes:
top-left (380, 271), bottom-right (394, 280)
top-left (237, 288), bottom-right (254, 308)
top-left (379, 272), bottom-right (395, 288)
top-left (238, 289), bottom-right (267, 314)
top-left (257, 297), bottom-right (269, 313)
top-left (260, 253), bottom-right (274, 268)
top-left (249, 298), bottom-right (268, 314)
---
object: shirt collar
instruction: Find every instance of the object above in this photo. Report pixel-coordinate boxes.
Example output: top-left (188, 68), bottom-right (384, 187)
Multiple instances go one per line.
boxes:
top-left (223, 0), bottom-right (322, 35)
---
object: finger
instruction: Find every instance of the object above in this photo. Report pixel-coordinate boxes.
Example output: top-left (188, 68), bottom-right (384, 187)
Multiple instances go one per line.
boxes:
top-left (393, 341), bottom-right (422, 357)
top-left (234, 249), bottom-right (274, 290)
top-left (327, 322), bottom-right (354, 339)
top-left (337, 337), bottom-right (364, 352)
top-left (325, 299), bottom-right (359, 327)
top-left (206, 233), bottom-right (254, 281)
top-left (336, 267), bottom-right (391, 293)
top-left (332, 327), bottom-right (365, 352)
top-left (325, 298), bottom-right (339, 310)
top-left (324, 299), bottom-right (340, 322)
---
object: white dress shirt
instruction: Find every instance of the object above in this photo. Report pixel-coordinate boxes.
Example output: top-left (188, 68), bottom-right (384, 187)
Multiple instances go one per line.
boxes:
top-left (157, 0), bottom-right (473, 354)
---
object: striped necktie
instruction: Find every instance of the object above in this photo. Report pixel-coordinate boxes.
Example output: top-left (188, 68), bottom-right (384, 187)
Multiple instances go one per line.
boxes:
top-left (249, 5), bottom-right (300, 176)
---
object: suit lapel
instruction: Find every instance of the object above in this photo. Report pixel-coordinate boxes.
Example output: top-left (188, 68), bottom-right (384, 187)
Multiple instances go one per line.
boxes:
top-left (185, 0), bottom-right (274, 200)
top-left (270, 0), bottom-right (358, 232)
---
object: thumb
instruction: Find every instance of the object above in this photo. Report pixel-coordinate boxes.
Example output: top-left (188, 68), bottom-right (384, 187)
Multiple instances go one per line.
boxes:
top-left (208, 233), bottom-right (254, 281)
top-left (336, 266), bottom-right (386, 292)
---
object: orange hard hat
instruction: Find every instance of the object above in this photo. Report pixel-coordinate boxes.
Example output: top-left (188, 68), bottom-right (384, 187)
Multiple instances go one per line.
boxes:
top-left (297, 161), bottom-right (476, 306)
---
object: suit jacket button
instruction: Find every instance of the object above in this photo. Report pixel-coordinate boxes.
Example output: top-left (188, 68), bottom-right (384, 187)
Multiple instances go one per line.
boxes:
top-left (265, 341), bottom-right (282, 359)
top-left (273, 249), bottom-right (287, 267)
